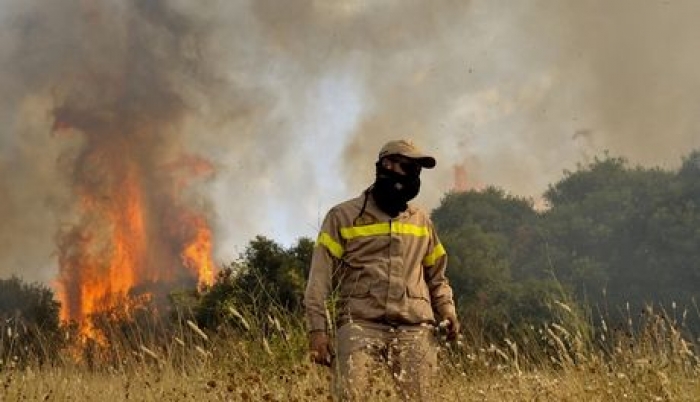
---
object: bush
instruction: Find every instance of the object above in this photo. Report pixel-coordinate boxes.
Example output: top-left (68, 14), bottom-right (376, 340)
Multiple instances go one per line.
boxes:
top-left (193, 236), bottom-right (313, 331)
top-left (0, 276), bottom-right (63, 367)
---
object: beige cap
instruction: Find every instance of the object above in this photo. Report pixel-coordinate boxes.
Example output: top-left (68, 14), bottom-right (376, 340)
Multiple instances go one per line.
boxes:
top-left (378, 139), bottom-right (436, 168)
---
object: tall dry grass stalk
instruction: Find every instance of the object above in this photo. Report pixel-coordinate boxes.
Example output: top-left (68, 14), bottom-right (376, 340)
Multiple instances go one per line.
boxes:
top-left (1, 297), bottom-right (700, 401)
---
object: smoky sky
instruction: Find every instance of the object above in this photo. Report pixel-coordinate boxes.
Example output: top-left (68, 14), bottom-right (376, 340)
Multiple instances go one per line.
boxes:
top-left (1, 0), bottom-right (700, 283)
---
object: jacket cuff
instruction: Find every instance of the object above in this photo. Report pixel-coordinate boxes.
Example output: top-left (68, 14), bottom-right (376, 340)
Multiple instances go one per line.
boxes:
top-left (435, 302), bottom-right (457, 321)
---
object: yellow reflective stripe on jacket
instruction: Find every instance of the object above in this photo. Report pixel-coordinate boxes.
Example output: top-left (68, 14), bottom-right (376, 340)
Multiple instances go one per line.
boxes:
top-left (423, 243), bottom-right (446, 266)
top-left (340, 222), bottom-right (430, 240)
top-left (316, 232), bottom-right (344, 258)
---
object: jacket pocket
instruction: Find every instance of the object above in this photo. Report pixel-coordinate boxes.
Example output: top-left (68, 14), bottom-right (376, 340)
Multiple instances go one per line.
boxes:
top-left (340, 278), bottom-right (371, 298)
top-left (406, 284), bottom-right (434, 322)
top-left (406, 284), bottom-right (431, 302)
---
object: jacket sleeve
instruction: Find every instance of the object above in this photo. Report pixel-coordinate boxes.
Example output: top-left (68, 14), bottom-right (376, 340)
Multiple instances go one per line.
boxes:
top-left (423, 219), bottom-right (457, 320)
top-left (304, 209), bottom-right (344, 333)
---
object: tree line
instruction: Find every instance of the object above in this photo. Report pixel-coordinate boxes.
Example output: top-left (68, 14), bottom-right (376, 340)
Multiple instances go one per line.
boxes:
top-left (2, 150), bottom-right (699, 361)
top-left (434, 150), bottom-right (700, 338)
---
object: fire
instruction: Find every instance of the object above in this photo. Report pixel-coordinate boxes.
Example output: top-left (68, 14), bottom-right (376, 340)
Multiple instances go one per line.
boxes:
top-left (453, 163), bottom-right (469, 192)
top-left (182, 215), bottom-right (215, 289)
top-left (55, 132), bottom-right (217, 338)
top-left (48, 1), bottom-right (220, 340)
top-left (452, 162), bottom-right (484, 192)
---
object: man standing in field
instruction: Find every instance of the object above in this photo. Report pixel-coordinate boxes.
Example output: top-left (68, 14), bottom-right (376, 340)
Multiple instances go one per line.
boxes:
top-left (304, 139), bottom-right (460, 400)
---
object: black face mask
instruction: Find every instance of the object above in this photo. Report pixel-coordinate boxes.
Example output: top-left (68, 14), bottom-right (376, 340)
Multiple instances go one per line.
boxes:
top-left (371, 163), bottom-right (421, 217)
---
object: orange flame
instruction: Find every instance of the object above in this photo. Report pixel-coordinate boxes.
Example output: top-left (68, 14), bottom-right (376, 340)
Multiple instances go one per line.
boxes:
top-left (453, 163), bottom-right (469, 192)
top-left (56, 143), bottom-right (217, 339)
top-left (51, 0), bottom-right (219, 341)
top-left (57, 157), bottom-right (146, 336)
top-left (182, 215), bottom-right (215, 289)
top-left (452, 162), bottom-right (484, 192)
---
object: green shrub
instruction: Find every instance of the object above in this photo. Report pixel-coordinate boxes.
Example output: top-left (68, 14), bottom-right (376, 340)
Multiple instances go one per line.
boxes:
top-left (0, 276), bottom-right (63, 367)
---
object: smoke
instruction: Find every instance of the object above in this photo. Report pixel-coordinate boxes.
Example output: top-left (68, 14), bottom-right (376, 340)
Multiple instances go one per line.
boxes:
top-left (1, 0), bottom-right (700, 285)
top-left (333, 0), bottom-right (700, 207)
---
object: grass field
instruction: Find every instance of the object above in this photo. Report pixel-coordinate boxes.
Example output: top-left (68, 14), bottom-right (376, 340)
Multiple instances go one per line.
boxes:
top-left (2, 306), bottom-right (699, 401)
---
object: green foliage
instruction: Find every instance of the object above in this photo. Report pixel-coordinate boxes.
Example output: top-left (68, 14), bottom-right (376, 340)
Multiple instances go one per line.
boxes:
top-left (0, 276), bottom-right (63, 366)
top-left (540, 152), bottom-right (700, 329)
top-left (194, 236), bottom-right (313, 330)
top-left (545, 151), bottom-right (700, 327)
top-left (236, 236), bottom-right (312, 312)
top-left (432, 187), bottom-right (566, 341)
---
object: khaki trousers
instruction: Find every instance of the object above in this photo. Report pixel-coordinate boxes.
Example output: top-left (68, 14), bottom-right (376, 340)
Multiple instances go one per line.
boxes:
top-left (334, 321), bottom-right (438, 401)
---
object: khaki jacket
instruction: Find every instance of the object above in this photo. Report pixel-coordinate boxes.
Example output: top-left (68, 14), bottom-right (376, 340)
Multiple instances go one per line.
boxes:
top-left (304, 191), bottom-right (456, 332)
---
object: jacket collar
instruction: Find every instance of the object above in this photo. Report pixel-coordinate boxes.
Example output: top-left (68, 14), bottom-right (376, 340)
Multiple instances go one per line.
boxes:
top-left (356, 188), bottom-right (416, 222)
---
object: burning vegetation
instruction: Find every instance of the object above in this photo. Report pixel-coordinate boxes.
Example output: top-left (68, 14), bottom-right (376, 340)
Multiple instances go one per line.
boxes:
top-left (44, 1), bottom-right (218, 337)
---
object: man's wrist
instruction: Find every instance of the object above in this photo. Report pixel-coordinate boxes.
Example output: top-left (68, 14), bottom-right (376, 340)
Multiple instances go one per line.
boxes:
top-left (436, 303), bottom-right (457, 321)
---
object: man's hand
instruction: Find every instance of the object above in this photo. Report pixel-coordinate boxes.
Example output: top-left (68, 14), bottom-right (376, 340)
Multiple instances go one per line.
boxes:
top-left (309, 331), bottom-right (333, 366)
top-left (441, 314), bottom-right (461, 342)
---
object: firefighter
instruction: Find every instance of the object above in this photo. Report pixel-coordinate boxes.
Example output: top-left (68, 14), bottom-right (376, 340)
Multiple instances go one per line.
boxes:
top-left (304, 139), bottom-right (460, 400)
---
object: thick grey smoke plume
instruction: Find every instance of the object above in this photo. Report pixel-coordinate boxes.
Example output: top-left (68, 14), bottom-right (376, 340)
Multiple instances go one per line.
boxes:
top-left (334, 0), bottom-right (700, 204)
top-left (0, 1), bottom-right (239, 319)
top-left (1, 0), bottom-right (700, 286)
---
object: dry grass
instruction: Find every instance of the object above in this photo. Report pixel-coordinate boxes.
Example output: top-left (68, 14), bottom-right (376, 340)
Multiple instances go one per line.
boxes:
top-left (1, 304), bottom-right (700, 401)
